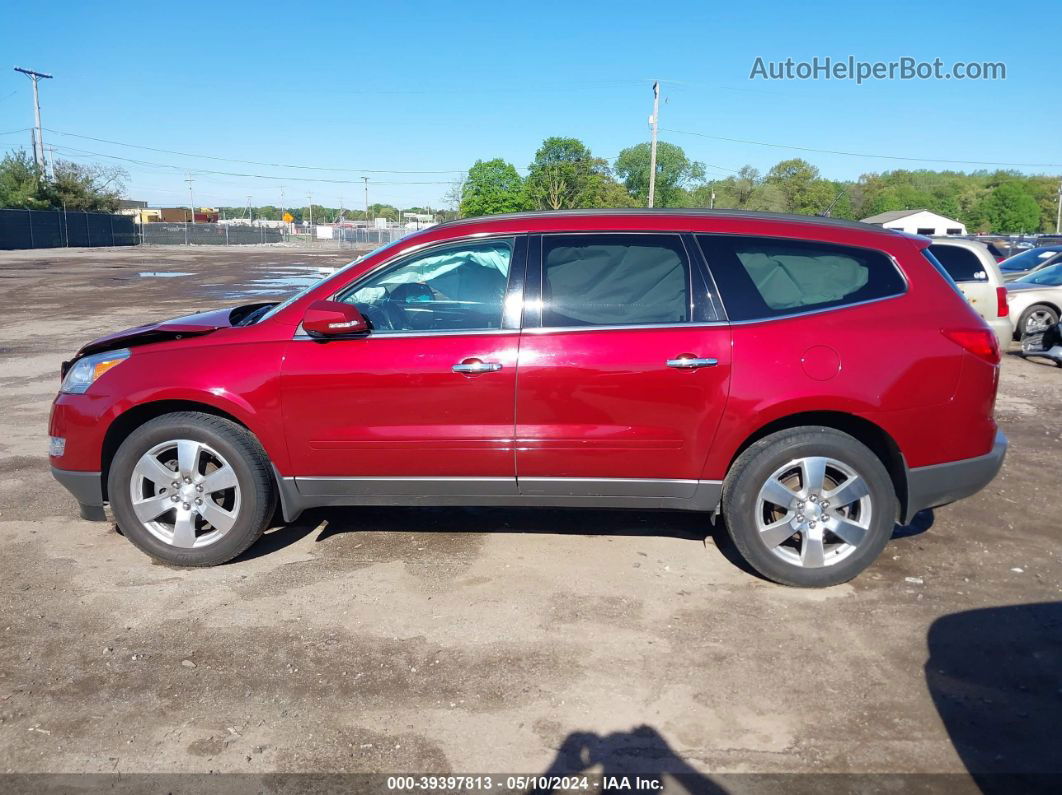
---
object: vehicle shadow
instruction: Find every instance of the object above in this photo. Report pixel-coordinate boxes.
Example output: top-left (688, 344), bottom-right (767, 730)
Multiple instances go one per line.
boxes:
top-left (233, 505), bottom-right (712, 563)
top-left (532, 725), bottom-right (724, 794)
top-left (925, 601), bottom-right (1062, 794)
top-left (237, 505), bottom-right (937, 570)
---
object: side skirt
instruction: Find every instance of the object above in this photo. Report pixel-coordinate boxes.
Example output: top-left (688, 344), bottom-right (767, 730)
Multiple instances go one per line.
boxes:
top-left (272, 474), bottom-right (723, 523)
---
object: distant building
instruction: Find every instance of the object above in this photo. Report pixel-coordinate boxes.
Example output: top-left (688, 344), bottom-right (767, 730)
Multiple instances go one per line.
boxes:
top-left (861, 209), bottom-right (967, 236)
top-left (158, 207), bottom-right (219, 223)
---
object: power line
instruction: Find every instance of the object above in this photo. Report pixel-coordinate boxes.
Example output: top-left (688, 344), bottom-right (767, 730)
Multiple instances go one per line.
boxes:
top-left (43, 128), bottom-right (467, 174)
top-left (660, 127), bottom-right (1062, 168)
top-left (48, 145), bottom-right (455, 185)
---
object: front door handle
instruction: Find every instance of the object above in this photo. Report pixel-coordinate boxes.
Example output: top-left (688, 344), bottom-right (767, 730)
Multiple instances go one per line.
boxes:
top-left (453, 357), bottom-right (503, 374)
top-left (666, 355), bottom-right (718, 369)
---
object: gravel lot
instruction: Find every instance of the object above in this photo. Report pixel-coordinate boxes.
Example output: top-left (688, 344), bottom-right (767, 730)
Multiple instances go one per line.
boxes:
top-left (0, 245), bottom-right (1058, 788)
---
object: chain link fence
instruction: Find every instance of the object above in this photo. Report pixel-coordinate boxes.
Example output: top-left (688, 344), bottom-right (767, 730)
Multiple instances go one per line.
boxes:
top-left (0, 208), bottom-right (138, 250)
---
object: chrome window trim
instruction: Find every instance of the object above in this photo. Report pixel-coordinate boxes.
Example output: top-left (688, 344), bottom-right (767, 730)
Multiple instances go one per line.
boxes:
top-left (292, 326), bottom-right (519, 341)
top-left (522, 321), bottom-right (728, 335)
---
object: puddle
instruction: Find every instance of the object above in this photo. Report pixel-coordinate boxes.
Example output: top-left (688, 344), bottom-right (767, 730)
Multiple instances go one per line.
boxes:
top-left (212, 265), bottom-right (335, 300)
top-left (139, 271), bottom-right (193, 278)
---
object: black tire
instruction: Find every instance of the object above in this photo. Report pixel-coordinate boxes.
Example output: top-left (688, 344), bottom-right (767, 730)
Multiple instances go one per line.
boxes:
top-left (107, 412), bottom-right (276, 566)
top-left (721, 427), bottom-right (897, 587)
top-left (1018, 304), bottom-right (1059, 338)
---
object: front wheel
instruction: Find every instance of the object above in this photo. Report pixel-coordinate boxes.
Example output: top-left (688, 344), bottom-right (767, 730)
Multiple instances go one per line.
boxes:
top-left (107, 412), bottom-right (276, 566)
top-left (721, 427), bottom-right (897, 587)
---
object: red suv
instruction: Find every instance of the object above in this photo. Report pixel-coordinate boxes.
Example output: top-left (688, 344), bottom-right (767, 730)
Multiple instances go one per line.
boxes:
top-left (49, 211), bottom-right (1006, 586)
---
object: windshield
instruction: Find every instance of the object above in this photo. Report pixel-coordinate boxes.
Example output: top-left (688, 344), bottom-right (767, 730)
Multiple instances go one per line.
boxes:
top-left (1000, 247), bottom-right (1058, 271)
top-left (255, 237), bottom-right (413, 323)
top-left (1016, 262), bottom-right (1062, 286)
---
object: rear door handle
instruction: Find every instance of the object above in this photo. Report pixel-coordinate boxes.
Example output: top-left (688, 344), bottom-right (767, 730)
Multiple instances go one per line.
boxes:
top-left (453, 358), bottom-right (503, 374)
top-left (666, 355), bottom-right (718, 369)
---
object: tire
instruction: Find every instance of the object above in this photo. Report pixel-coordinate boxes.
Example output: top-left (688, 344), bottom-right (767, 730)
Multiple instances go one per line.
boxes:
top-left (721, 427), bottom-right (897, 587)
top-left (1019, 304), bottom-right (1059, 337)
top-left (107, 412), bottom-right (276, 566)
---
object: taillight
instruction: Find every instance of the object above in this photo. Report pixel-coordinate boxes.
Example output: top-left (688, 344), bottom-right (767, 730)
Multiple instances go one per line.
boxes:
top-left (995, 286), bottom-right (1009, 318)
top-left (941, 328), bottom-right (1000, 364)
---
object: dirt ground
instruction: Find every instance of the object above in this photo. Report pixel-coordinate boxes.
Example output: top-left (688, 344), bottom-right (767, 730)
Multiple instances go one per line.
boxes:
top-left (0, 245), bottom-right (1058, 789)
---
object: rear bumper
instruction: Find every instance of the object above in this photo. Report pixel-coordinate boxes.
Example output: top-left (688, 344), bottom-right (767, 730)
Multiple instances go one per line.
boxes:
top-left (904, 431), bottom-right (1007, 521)
top-left (987, 316), bottom-right (1014, 346)
top-left (51, 467), bottom-right (106, 521)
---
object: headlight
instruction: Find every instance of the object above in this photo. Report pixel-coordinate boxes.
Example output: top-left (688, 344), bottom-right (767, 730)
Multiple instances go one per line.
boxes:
top-left (60, 349), bottom-right (130, 394)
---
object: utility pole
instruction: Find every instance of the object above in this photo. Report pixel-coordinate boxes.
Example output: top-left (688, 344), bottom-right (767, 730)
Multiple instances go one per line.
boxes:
top-left (647, 81), bottom-right (660, 209)
top-left (246, 195), bottom-right (253, 222)
top-left (710, 189), bottom-right (716, 210)
top-left (1056, 179), bottom-right (1061, 235)
top-left (307, 193), bottom-right (313, 227)
top-left (185, 175), bottom-right (195, 224)
top-left (14, 67), bottom-right (52, 174)
top-left (362, 176), bottom-right (370, 225)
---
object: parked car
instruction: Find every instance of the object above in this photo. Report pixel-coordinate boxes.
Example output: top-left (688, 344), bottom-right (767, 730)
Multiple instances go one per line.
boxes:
top-left (971, 238), bottom-right (1011, 263)
top-left (928, 238), bottom-right (1012, 344)
top-left (998, 246), bottom-right (1062, 281)
top-left (49, 210), bottom-right (1006, 587)
top-left (1006, 262), bottom-right (1062, 337)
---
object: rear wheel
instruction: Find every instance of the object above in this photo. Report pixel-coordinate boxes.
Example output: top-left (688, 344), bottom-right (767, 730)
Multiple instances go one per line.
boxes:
top-left (107, 412), bottom-right (276, 566)
top-left (1019, 304), bottom-right (1059, 336)
top-left (721, 427), bottom-right (896, 587)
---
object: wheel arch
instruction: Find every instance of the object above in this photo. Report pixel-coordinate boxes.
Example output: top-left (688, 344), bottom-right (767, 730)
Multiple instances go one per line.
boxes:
top-left (100, 400), bottom-right (261, 502)
top-left (725, 410), bottom-right (908, 522)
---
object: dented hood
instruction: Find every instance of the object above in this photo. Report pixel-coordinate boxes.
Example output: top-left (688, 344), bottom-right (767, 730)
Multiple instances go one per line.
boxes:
top-left (75, 303), bottom-right (272, 358)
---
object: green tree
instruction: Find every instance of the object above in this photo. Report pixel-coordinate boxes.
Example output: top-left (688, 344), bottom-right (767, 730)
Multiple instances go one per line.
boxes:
top-left (765, 159), bottom-right (837, 215)
top-left (613, 141), bottom-right (705, 207)
top-left (41, 159), bottom-right (126, 212)
top-left (0, 150), bottom-right (46, 209)
top-left (974, 181), bottom-right (1042, 233)
top-left (460, 158), bottom-right (531, 217)
top-left (526, 137), bottom-right (612, 210)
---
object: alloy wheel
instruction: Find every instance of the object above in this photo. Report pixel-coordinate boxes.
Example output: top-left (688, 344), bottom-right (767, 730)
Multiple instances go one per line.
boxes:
top-left (128, 439), bottom-right (241, 548)
top-left (754, 456), bottom-right (873, 568)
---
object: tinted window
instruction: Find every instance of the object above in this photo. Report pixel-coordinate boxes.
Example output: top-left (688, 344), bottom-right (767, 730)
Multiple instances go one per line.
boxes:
top-left (698, 235), bottom-right (906, 321)
top-left (1017, 262), bottom-right (1062, 286)
top-left (338, 239), bottom-right (512, 332)
top-left (540, 234), bottom-right (690, 327)
top-left (929, 244), bottom-right (988, 282)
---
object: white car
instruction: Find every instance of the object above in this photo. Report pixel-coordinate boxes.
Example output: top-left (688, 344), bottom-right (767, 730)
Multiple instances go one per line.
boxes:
top-left (928, 238), bottom-right (1013, 345)
top-left (1006, 262), bottom-right (1062, 338)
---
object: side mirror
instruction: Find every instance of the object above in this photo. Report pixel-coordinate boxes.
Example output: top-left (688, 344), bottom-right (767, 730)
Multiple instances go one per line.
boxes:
top-left (302, 300), bottom-right (369, 337)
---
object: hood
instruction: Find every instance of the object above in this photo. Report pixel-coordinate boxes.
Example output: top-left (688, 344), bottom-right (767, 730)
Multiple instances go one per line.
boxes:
top-left (75, 302), bottom-right (273, 358)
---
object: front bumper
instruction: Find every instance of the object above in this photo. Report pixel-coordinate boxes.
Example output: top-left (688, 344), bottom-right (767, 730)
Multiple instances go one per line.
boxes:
top-left (904, 431), bottom-right (1007, 521)
top-left (51, 467), bottom-right (106, 521)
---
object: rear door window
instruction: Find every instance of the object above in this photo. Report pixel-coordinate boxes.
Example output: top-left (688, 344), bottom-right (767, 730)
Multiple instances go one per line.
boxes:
top-left (538, 234), bottom-right (692, 327)
top-left (928, 245), bottom-right (988, 282)
top-left (697, 235), bottom-right (906, 321)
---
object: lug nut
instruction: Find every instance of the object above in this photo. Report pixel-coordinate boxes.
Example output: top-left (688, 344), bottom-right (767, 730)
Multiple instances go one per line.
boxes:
top-left (196, 485), bottom-right (203, 492)
top-left (182, 502), bottom-right (190, 510)
top-left (822, 501), bottom-right (830, 508)
top-left (195, 498), bottom-right (203, 505)
top-left (809, 521), bottom-right (817, 528)
top-left (172, 481), bottom-right (180, 488)
top-left (170, 494), bottom-right (179, 502)
top-left (796, 514), bottom-right (805, 521)
top-left (798, 501), bottom-right (805, 509)
top-left (809, 495), bottom-right (817, 503)
top-left (184, 477), bottom-right (192, 484)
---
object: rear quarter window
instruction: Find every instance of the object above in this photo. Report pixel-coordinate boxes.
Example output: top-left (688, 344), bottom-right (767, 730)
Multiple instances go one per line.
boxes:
top-left (928, 244), bottom-right (989, 283)
top-left (696, 235), bottom-right (906, 321)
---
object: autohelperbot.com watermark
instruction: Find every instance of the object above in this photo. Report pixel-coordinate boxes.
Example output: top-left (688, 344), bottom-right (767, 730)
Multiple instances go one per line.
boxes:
top-left (749, 55), bottom-right (1006, 84)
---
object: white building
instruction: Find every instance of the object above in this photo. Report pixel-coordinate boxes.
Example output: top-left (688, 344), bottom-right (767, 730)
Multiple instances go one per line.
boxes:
top-left (861, 209), bottom-right (967, 237)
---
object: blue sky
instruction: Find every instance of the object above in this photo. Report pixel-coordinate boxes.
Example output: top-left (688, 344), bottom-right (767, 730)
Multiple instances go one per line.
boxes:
top-left (1, 0), bottom-right (1058, 210)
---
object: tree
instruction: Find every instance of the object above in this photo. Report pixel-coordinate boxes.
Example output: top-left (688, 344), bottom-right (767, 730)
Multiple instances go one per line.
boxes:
top-left (526, 137), bottom-right (611, 210)
top-left (460, 159), bottom-right (531, 217)
top-left (0, 150), bottom-right (46, 209)
top-left (41, 159), bottom-right (126, 212)
top-left (974, 181), bottom-right (1041, 233)
top-left (765, 158), bottom-right (836, 215)
top-left (613, 141), bottom-right (705, 207)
